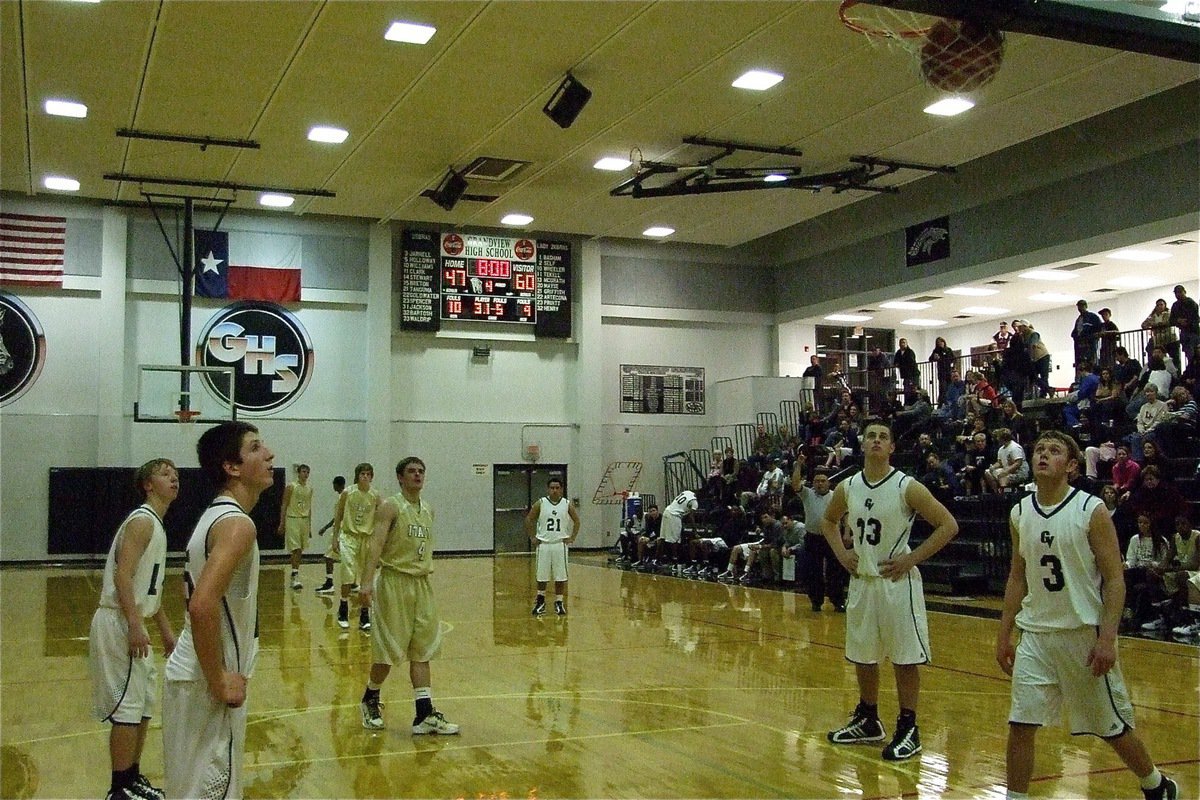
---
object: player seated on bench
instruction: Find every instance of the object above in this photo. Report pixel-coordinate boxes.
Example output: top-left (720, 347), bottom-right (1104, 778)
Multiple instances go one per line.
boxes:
top-left (1139, 514), bottom-right (1199, 634)
top-left (615, 512), bottom-right (643, 563)
top-left (684, 506), bottom-right (751, 578)
top-left (630, 505), bottom-right (662, 567)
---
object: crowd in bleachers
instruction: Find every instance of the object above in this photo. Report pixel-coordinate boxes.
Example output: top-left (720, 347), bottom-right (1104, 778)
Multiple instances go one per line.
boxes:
top-left (613, 289), bottom-right (1200, 641)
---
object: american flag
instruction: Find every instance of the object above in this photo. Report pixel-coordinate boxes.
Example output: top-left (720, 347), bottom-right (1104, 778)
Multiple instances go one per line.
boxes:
top-left (0, 212), bottom-right (66, 287)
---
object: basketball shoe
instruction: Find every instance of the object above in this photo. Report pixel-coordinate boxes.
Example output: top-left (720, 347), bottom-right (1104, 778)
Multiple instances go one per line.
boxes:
top-left (1143, 775), bottom-right (1178, 800)
top-left (554, 600), bottom-right (566, 616)
top-left (359, 607), bottom-right (371, 631)
top-left (532, 597), bottom-right (546, 616)
top-left (130, 774), bottom-right (164, 800)
top-left (882, 721), bottom-right (921, 760)
top-left (361, 695), bottom-right (385, 730)
top-left (413, 709), bottom-right (460, 735)
top-left (828, 702), bottom-right (886, 744)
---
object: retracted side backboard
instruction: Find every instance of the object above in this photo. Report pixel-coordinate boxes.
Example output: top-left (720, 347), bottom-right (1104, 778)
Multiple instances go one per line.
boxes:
top-left (134, 363), bottom-right (236, 424)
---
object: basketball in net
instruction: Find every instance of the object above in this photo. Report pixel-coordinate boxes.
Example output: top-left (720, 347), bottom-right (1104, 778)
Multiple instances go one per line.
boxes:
top-left (919, 19), bottom-right (1005, 92)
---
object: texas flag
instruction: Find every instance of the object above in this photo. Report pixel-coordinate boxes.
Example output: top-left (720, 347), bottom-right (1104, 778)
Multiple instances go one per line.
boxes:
top-left (195, 228), bottom-right (301, 303)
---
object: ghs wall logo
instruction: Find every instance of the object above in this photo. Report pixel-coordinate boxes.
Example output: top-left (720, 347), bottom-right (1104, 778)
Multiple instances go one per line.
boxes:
top-left (0, 291), bottom-right (47, 407)
top-left (196, 302), bottom-right (313, 416)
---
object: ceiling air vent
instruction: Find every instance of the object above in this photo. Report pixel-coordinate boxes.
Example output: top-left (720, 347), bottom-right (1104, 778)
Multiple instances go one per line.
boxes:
top-left (909, 295), bottom-right (940, 302)
top-left (856, 309), bottom-right (876, 313)
top-left (1165, 239), bottom-right (1195, 245)
top-left (1057, 261), bottom-right (1097, 271)
top-left (953, 315), bottom-right (972, 319)
top-left (1093, 288), bottom-right (1116, 293)
top-left (985, 280), bottom-right (1008, 285)
top-left (462, 156), bottom-right (531, 182)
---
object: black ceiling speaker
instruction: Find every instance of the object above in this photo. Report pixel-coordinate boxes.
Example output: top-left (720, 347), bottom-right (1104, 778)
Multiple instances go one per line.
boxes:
top-left (430, 168), bottom-right (468, 211)
top-left (543, 74), bottom-right (592, 129)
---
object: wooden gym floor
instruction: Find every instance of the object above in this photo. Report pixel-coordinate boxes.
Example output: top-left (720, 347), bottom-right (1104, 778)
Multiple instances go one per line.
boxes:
top-left (1, 556), bottom-right (1196, 799)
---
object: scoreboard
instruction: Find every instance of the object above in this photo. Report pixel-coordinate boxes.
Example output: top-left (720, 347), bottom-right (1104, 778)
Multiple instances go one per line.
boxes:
top-left (399, 231), bottom-right (572, 337)
top-left (440, 256), bottom-right (537, 323)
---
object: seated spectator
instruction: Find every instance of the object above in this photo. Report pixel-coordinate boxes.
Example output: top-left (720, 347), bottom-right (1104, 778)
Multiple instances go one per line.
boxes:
top-left (984, 427), bottom-right (1029, 493)
top-left (1126, 349), bottom-right (1174, 421)
top-left (1141, 515), bottom-right (1199, 632)
top-left (720, 446), bottom-right (739, 504)
top-left (1099, 484), bottom-right (1119, 514)
top-left (1138, 440), bottom-right (1172, 482)
top-left (1127, 384), bottom-right (1168, 457)
top-left (937, 369), bottom-right (967, 422)
top-left (912, 432), bottom-right (937, 465)
top-left (1113, 345), bottom-right (1142, 398)
top-left (892, 389), bottom-right (933, 441)
top-left (1062, 362), bottom-right (1099, 429)
top-left (822, 420), bottom-right (858, 470)
top-left (703, 450), bottom-right (725, 499)
top-left (999, 399), bottom-right (1033, 445)
top-left (740, 510), bottom-right (785, 585)
top-left (1124, 465), bottom-right (1185, 543)
top-left (1147, 386), bottom-right (1197, 457)
top-left (920, 451), bottom-right (960, 502)
top-left (1083, 439), bottom-right (1116, 480)
top-left (1111, 445), bottom-right (1141, 499)
top-left (1092, 366), bottom-right (1125, 430)
top-left (1124, 511), bottom-right (1171, 627)
top-left (616, 512), bottom-right (643, 562)
top-left (958, 432), bottom-right (991, 496)
top-left (965, 370), bottom-right (999, 417)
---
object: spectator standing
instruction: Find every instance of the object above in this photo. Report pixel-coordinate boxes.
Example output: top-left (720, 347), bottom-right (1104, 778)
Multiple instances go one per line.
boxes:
top-left (1098, 308), bottom-right (1120, 369)
top-left (1071, 300), bottom-right (1103, 368)
top-left (823, 420), bottom-right (959, 761)
top-left (992, 321), bottom-right (1012, 351)
top-left (867, 347), bottom-right (890, 413)
top-left (1016, 320), bottom-right (1053, 398)
top-left (928, 337), bottom-right (955, 405)
top-left (801, 355), bottom-right (824, 413)
top-left (995, 431), bottom-right (1178, 800)
top-left (793, 472), bottom-right (842, 612)
top-left (894, 339), bottom-right (920, 403)
top-left (1142, 298), bottom-right (1179, 368)
top-left (1169, 284), bottom-right (1198, 370)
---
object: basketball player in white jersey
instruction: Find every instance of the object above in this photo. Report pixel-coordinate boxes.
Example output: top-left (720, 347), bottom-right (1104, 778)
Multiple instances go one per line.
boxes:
top-left (89, 458), bottom-right (179, 800)
top-left (163, 421), bottom-right (273, 800)
top-left (822, 419), bottom-right (958, 761)
top-left (332, 463), bottom-right (379, 630)
top-left (996, 430), bottom-right (1177, 800)
top-left (277, 463), bottom-right (313, 590)
top-left (661, 489), bottom-right (699, 566)
top-left (358, 457), bottom-right (459, 735)
top-left (525, 477), bottom-right (580, 616)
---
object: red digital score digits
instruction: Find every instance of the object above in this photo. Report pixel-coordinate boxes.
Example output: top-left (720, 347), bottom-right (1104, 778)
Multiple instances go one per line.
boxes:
top-left (514, 271), bottom-right (536, 292)
top-left (474, 259), bottom-right (511, 279)
top-left (443, 266), bottom-right (467, 288)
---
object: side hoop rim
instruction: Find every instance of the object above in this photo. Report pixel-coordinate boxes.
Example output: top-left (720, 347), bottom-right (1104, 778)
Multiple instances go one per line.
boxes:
top-left (838, 0), bottom-right (934, 40)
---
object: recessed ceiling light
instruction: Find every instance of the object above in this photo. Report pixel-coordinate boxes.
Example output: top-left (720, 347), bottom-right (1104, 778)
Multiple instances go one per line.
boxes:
top-left (1107, 248), bottom-right (1170, 262)
top-left (43, 175), bottom-right (80, 191)
top-left (763, 173), bottom-right (787, 183)
top-left (307, 125), bottom-right (348, 144)
top-left (259, 193), bottom-right (294, 208)
top-left (643, 226), bottom-right (674, 238)
top-left (1107, 275), bottom-right (1167, 289)
top-left (593, 157), bottom-right (632, 171)
top-left (901, 318), bottom-right (948, 327)
top-left (1020, 270), bottom-right (1076, 282)
top-left (1030, 291), bottom-right (1082, 303)
top-left (880, 300), bottom-right (931, 310)
top-left (960, 306), bottom-right (1011, 315)
top-left (824, 313), bottom-right (873, 322)
top-left (44, 99), bottom-right (88, 118)
top-left (924, 97), bottom-right (974, 116)
top-left (944, 286), bottom-right (999, 296)
top-left (385, 21), bottom-right (436, 44)
top-left (501, 213), bottom-right (533, 226)
top-left (732, 70), bottom-right (783, 91)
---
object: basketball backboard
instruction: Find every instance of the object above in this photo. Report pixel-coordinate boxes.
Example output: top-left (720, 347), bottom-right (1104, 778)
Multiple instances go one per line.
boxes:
top-left (134, 363), bottom-right (236, 424)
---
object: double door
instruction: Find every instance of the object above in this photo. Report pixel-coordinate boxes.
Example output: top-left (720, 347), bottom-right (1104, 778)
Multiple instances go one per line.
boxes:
top-left (493, 464), bottom-right (568, 554)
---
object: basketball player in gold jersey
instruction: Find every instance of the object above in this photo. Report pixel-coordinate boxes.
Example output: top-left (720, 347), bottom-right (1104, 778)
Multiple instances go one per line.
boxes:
top-left (358, 457), bottom-right (459, 734)
top-left (332, 463), bottom-right (378, 630)
top-left (278, 463), bottom-right (313, 590)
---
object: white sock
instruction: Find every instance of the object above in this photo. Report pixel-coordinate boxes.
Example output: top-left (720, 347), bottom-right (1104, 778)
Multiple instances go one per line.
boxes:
top-left (555, 595), bottom-right (564, 603)
top-left (414, 687), bottom-right (432, 701)
top-left (1005, 792), bottom-right (1028, 799)
top-left (1138, 767), bottom-right (1162, 791)
top-left (367, 681), bottom-right (382, 692)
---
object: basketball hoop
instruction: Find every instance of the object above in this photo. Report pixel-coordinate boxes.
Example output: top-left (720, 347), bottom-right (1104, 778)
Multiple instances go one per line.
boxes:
top-left (173, 409), bottom-right (201, 424)
top-left (839, 0), bottom-right (1006, 93)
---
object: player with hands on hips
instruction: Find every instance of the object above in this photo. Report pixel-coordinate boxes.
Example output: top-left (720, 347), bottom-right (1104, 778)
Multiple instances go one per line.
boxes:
top-left (526, 477), bottom-right (580, 616)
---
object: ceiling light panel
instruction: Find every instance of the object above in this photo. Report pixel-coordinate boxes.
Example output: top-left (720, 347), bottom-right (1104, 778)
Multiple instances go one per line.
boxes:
top-left (732, 70), bottom-right (783, 90)
top-left (824, 314), bottom-right (872, 322)
top-left (643, 226), bottom-right (675, 237)
top-left (308, 126), bottom-right (348, 143)
top-left (1106, 248), bottom-right (1170, 261)
top-left (924, 97), bottom-right (974, 116)
top-left (880, 300), bottom-right (931, 310)
top-left (385, 21), bottom-right (437, 44)
top-left (43, 176), bottom-right (80, 191)
top-left (1020, 270), bottom-right (1076, 281)
top-left (501, 214), bottom-right (533, 226)
top-left (594, 157), bottom-right (632, 171)
top-left (44, 99), bottom-right (88, 118)
top-left (259, 193), bottom-right (294, 208)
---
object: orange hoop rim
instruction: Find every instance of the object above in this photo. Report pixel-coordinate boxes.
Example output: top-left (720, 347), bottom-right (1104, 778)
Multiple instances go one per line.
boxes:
top-left (173, 409), bottom-right (201, 424)
top-left (838, 0), bottom-right (934, 40)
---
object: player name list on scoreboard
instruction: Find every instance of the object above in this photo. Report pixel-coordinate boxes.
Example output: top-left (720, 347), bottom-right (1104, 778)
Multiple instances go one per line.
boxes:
top-left (620, 365), bottom-right (706, 415)
top-left (398, 230), bottom-right (571, 338)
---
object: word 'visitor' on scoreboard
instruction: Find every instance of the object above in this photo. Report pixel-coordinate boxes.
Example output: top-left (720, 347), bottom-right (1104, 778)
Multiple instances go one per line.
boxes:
top-left (399, 230), bottom-right (571, 338)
